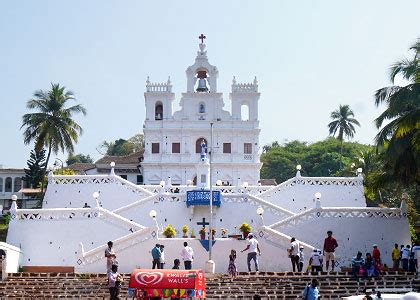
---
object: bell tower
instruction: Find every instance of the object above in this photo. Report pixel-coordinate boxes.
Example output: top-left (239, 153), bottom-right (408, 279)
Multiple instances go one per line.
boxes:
top-left (186, 34), bottom-right (219, 93)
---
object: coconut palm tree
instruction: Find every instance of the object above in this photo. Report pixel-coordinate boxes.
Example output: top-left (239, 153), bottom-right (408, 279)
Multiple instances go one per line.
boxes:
top-left (328, 104), bottom-right (361, 169)
top-left (21, 83), bottom-right (87, 194)
top-left (374, 39), bottom-right (420, 206)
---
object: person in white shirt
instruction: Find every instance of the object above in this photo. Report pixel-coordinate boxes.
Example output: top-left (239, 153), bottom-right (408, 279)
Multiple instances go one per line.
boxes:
top-left (159, 244), bottom-right (165, 269)
top-left (411, 243), bottom-right (420, 273)
top-left (180, 242), bottom-right (194, 270)
top-left (309, 248), bottom-right (322, 274)
top-left (288, 237), bottom-right (300, 272)
top-left (241, 233), bottom-right (261, 272)
top-left (401, 245), bottom-right (411, 271)
top-left (298, 246), bottom-right (305, 272)
top-left (105, 241), bottom-right (116, 274)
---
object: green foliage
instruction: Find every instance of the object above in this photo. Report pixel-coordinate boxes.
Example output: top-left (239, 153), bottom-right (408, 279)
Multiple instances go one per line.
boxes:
top-left (328, 104), bottom-right (361, 142)
top-left (261, 138), bottom-right (371, 183)
top-left (239, 222), bottom-right (252, 233)
top-left (23, 147), bottom-right (46, 188)
top-left (21, 83), bottom-right (86, 194)
top-left (53, 168), bottom-right (76, 176)
top-left (190, 228), bottom-right (196, 238)
top-left (99, 133), bottom-right (144, 156)
top-left (373, 38), bottom-right (420, 209)
top-left (66, 153), bottom-right (93, 165)
top-left (182, 225), bottom-right (189, 235)
top-left (162, 224), bottom-right (176, 238)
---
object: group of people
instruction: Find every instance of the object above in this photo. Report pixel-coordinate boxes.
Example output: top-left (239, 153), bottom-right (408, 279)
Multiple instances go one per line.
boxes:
top-left (391, 243), bottom-right (420, 272)
top-left (351, 245), bottom-right (383, 279)
top-left (151, 242), bottom-right (194, 270)
top-left (105, 241), bottom-right (122, 300)
top-left (288, 230), bottom-right (338, 274)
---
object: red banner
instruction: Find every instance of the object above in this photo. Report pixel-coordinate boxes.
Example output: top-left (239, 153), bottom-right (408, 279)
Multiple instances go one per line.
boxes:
top-left (129, 269), bottom-right (205, 290)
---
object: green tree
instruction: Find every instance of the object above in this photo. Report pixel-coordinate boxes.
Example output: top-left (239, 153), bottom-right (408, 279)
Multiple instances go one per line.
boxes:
top-left (23, 147), bottom-right (47, 188)
top-left (21, 83), bottom-right (87, 194)
top-left (261, 138), bottom-right (370, 184)
top-left (99, 133), bottom-right (144, 156)
top-left (328, 104), bottom-right (361, 169)
top-left (374, 39), bottom-right (420, 207)
top-left (66, 153), bottom-right (93, 166)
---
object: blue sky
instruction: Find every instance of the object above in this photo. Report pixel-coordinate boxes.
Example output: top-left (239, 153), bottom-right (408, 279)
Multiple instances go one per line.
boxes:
top-left (1, 1), bottom-right (419, 167)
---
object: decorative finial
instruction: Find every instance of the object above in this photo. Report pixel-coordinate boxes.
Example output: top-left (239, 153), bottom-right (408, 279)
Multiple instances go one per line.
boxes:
top-left (199, 33), bottom-right (206, 44)
top-left (146, 76), bottom-right (150, 85)
top-left (167, 76), bottom-right (171, 84)
top-left (253, 76), bottom-right (258, 85)
top-left (232, 76), bottom-right (237, 85)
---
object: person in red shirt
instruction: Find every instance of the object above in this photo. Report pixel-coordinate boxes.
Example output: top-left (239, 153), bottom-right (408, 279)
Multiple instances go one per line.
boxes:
top-left (372, 244), bottom-right (381, 262)
top-left (372, 244), bottom-right (382, 274)
top-left (323, 230), bottom-right (338, 272)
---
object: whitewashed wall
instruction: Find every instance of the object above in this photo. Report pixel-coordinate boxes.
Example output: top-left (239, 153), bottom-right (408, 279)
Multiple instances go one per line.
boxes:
top-left (261, 176), bottom-right (366, 213)
top-left (6, 173), bottom-right (411, 273)
top-left (273, 208), bottom-right (410, 268)
top-left (0, 242), bottom-right (22, 273)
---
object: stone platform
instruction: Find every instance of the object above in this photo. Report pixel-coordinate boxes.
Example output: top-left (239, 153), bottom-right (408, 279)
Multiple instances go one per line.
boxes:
top-left (0, 271), bottom-right (417, 299)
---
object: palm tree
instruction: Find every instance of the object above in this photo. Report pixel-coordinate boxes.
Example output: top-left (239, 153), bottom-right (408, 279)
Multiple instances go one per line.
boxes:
top-left (328, 104), bottom-right (361, 169)
top-left (21, 83), bottom-right (87, 194)
top-left (374, 39), bottom-right (420, 207)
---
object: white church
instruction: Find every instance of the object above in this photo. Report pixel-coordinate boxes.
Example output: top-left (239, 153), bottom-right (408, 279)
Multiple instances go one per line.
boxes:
top-left (3, 37), bottom-right (411, 274)
top-left (142, 38), bottom-right (261, 186)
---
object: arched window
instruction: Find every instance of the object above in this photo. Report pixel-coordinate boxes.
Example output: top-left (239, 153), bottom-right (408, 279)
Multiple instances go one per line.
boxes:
top-left (241, 104), bottom-right (250, 121)
top-left (195, 138), bottom-right (208, 153)
top-left (155, 102), bottom-right (163, 120)
top-left (14, 178), bottom-right (22, 192)
top-left (199, 103), bottom-right (206, 113)
top-left (5, 177), bottom-right (12, 193)
top-left (0, 178), bottom-right (3, 192)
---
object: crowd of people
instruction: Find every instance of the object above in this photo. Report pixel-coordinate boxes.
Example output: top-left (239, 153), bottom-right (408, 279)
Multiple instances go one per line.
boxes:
top-left (103, 233), bottom-right (418, 299)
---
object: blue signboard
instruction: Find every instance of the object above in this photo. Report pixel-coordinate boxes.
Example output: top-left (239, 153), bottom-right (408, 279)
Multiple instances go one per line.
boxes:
top-left (186, 190), bottom-right (221, 207)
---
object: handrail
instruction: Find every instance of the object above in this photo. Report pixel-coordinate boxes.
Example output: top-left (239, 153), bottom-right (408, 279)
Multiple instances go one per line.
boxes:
top-left (260, 226), bottom-right (315, 250)
top-left (79, 226), bottom-right (156, 266)
top-left (222, 194), bottom-right (295, 217)
top-left (12, 207), bottom-right (144, 232)
top-left (113, 194), bottom-right (158, 214)
top-left (49, 174), bottom-right (154, 196)
top-left (268, 207), bottom-right (403, 230)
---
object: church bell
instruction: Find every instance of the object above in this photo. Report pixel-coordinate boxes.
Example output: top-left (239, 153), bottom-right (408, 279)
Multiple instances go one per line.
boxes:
top-left (196, 70), bottom-right (209, 92)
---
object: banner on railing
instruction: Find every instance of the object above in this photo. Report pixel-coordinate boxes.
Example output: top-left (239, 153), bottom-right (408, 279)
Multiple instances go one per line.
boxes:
top-left (186, 190), bottom-right (221, 207)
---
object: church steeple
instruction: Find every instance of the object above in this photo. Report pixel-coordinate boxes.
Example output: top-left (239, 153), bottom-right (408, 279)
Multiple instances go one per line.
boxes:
top-left (186, 35), bottom-right (219, 93)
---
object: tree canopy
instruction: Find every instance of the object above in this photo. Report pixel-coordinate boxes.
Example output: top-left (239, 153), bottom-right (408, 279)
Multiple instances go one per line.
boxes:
top-left (66, 153), bottom-right (93, 166)
top-left (98, 133), bottom-right (144, 156)
top-left (21, 83), bottom-right (87, 193)
top-left (261, 138), bottom-right (371, 184)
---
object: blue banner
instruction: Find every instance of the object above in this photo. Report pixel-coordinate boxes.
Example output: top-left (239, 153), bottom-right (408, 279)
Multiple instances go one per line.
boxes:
top-left (186, 190), bottom-right (221, 207)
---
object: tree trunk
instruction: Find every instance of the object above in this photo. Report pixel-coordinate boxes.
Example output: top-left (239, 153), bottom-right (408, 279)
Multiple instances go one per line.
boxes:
top-left (40, 142), bottom-right (52, 197)
top-left (339, 139), bottom-right (343, 171)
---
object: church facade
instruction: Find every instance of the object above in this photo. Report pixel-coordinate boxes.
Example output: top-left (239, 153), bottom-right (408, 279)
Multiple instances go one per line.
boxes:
top-left (142, 41), bottom-right (262, 186)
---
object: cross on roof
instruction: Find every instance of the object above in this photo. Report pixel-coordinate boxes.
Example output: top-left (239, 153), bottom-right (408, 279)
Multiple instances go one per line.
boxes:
top-left (197, 217), bottom-right (209, 228)
top-left (199, 34), bottom-right (206, 44)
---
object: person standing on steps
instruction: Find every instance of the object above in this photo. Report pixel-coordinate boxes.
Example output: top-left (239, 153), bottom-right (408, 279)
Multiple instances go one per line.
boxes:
top-left (298, 245), bottom-right (305, 272)
top-left (323, 230), bottom-right (338, 272)
top-left (241, 233), bottom-right (261, 272)
top-left (151, 244), bottom-right (161, 269)
top-left (180, 242), bottom-right (194, 270)
top-left (391, 243), bottom-right (400, 271)
top-left (288, 237), bottom-right (299, 272)
top-left (108, 264), bottom-right (123, 300)
top-left (228, 249), bottom-right (238, 279)
top-left (159, 244), bottom-right (165, 269)
top-left (105, 241), bottom-right (117, 274)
